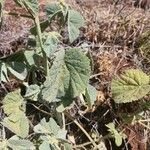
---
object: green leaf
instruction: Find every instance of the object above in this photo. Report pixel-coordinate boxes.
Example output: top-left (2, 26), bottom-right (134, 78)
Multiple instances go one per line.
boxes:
top-left (106, 123), bottom-right (123, 147)
top-left (24, 84), bottom-right (40, 101)
top-left (7, 62), bottom-right (28, 81)
top-left (68, 10), bottom-right (84, 43)
top-left (34, 118), bottom-right (67, 139)
top-left (46, 3), bottom-right (62, 21)
top-left (8, 136), bottom-right (35, 150)
top-left (41, 48), bottom-right (91, 102)
top-left (63, 143), bottom-right (73, 150)
top-left (3, 113), bottom-right (29, 138)
top-left (3, 90), bottom-right (25, 116)
top-left (39, 141), bottom-right (51, 150)
top-left (111, 69), bottom-right (150, 103)
top-left (41, 49), bottom-right (65, 102)
top-left (43, 32), bottom-right (61, 57)
top-left (85, 84), bottom-right (97, 108)
top-left (34, 118), bottom-right (60, 135)
top-left (63, 48), bottom-right (90, 97)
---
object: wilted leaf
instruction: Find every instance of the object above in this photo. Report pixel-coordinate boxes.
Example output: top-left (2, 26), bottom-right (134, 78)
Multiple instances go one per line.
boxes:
top-left (111, 69), bottom-right (150, 103)
top-left (8, 62), bottom-right (28, 81)
top-left (68, 10), bottom-right (84, 43)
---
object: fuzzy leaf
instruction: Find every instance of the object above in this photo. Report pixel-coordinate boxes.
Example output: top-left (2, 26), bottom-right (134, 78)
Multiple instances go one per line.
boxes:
top-left (3, 90), bottom-right (25, 116)
top-left (43, 32), bottom-right (61, 57)
top-left (111, 69), bottom-right (150, 103)
top-left (8, 136), bottom-right (35, 150)
top-left (3, 113), bottom-right (29, 138)
top-left (85, 84), bottom-right (97, 108)
top-left (24, 84), bottom-right (40, 101)
top-left (46, 3), bottom-right (61, 21)
top-left (34, 118), bottom-right (60, 135)
top-left (41, 48), bottom-right (91, 102)
top-left (68, 10), bottom-right (84, 43)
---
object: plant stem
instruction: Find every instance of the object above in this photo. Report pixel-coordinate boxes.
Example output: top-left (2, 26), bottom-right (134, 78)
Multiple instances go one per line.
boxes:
top-left (34, 16), bottom-right (49, 77)
top-left (4, 11), bottom-right (33, 19)
top-left (64, 111), bottom-right (97, 148)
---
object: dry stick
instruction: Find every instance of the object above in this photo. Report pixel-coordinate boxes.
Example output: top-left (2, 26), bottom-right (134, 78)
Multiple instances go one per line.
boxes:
top-left (64, 111), bottom-right (97, 148)
top-left (138, 121), bottom-right (150, 130)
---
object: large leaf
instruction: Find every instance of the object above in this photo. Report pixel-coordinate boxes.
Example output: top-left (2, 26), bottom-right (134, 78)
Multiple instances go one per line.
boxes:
top-left (7, 62), bottom-right (28, 81)
top-left (111, 69), bottom-right (150, 103)
top-left (3, 90), bottom-right (25, 116)
top-left (2, 90), bottom-right (29, 138)
top-left (2, 113), bottom-right (29, 138)
top-left (41, 49), bottom-right (65, 102)
top-left (68, 10), bottom-right (84, 43)
top-left (41, 48), bottom-right (91, 102)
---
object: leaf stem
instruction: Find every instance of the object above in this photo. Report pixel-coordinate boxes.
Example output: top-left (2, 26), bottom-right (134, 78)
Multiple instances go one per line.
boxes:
top-left (64, 111), bottom-right (97, 148)
top-left (34, 16), bottom-right (49, 77)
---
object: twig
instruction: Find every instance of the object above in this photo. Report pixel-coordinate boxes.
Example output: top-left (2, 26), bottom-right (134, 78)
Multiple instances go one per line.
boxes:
top-left (31, 103), bottom-right (51, 116)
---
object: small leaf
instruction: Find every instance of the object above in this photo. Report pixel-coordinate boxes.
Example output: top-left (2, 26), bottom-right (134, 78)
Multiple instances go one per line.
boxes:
top-left (46, 3), bottom-right (62, 21)
top-left (43, 32), bottom-right (61, 57)
top-left (3, 113), bottom-right (29, 138)
top-left (85, 84), bottom-right (97, 108)
top-left (68, 10), bottom-right (84, 43)
top-left (39, 141), bottom-right (51, 150)
top-left (106, 123), bottom-right (123, 147)
top-left (8, 62), bottom-right (27, 81)
top-left (24, 84), bottom-right (40, 101)
top-left (34, 118), bottom-right (60, 135)
top-left (111, 69), bottom-right (150, 103)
